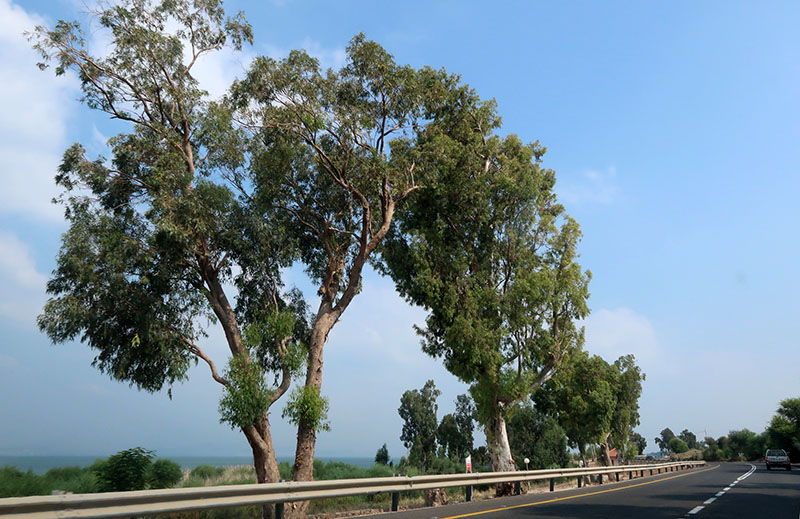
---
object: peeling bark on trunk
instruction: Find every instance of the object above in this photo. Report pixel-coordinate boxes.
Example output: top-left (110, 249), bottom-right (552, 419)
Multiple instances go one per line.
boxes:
top-left (244, 418), bottom-right (280, 519)
top-left (486, 414), bottom-right (516, 496)
top-left (287, 310), bottom-right (335, 519)
top-left (599, 441), bottom-right (613, 467)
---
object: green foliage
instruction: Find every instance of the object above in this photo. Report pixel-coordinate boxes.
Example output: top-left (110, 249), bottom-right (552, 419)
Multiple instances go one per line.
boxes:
top-left (655, 428), bottom-right (676, 454)
top-left (149, 459), bottom-right (184, 489)
top-left (374, 444), bottom-right (390, 465)
top-left (32, 1), bottom-right (304, 482)
top-left (630, 431), bottom-right (647, 455)
top-left (507, 404), bottom-right (569, 469)
top-left (535, 352), bottom-right (617, 458)
top-left (727, 429), bottom-right (764, 460)
top-left (282, 385), bottom-right (330, 432)
top-left (398, 380), bottom-right (440, 470)
top-left (219, 353), bottom-right (274, 429)
top-left (0, 465), bottom-right (102, 498)
top-left (189, 465), bottom-right (230, 479)
top-left (765, 397), bottom-right (800, 459)
top-left (95, 447), bottom-right (153, 492)
top-left (378, 83), bottom-right (591, 463)
top-left (669, 438), bottom-right (689, 454)
top-left (0, 467), bottom-right (47, 497)
top-left (609, 355), bottom-right (645, 457)
top-left (679, 429), bottom-right (699, 450)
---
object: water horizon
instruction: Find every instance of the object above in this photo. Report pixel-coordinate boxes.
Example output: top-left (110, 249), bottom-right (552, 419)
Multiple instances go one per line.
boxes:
top-left (0, 455), bottom-right (387, 475)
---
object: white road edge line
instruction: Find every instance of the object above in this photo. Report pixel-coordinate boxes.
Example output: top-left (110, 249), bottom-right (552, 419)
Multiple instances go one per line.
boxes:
top-left (688, 505), bottom-right (705, 514)
top-left (703, 497), bottom-right (717, 505)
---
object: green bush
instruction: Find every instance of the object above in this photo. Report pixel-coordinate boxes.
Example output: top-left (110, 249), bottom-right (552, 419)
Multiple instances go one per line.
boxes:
top-left (43, 466), bottom-right (97, 494)
top-left (95, 447), bottom-right (154, 492)
top-left (0, 467), bottom-right (47, 497)
top-left (190, 465), bottom-right (226, 480)
top-left (150, 459), bottom-right (183, 489)
top-left (0, 465), bottom-right (98, 497)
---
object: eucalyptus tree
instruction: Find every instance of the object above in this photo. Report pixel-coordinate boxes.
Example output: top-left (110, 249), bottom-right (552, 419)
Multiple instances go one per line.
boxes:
top-left (380, 91), bottom-right (591, 485)
top-left (231, 36), bottom-right (462, 494)
top-left (535, 352), bottom-right (644, 466)
top-left (31, 1), bottom-right (306, 504)
top-left (608, 354), bottom-right (645, 462)
top-left (536, 351), bottom-right (617, 466)
top-left (398, 380), bottom-right (440, 470)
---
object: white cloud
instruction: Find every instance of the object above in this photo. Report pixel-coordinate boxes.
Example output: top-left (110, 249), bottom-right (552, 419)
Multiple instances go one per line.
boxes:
top-left (0, 0), bottom-right (79, 222)
top-left (263, 38), bottom-right (347, 71)
top-left (0, 232), bottom-right (48, 327)
top-left (558, 166), bottom-right (619, 206)
top-left (582, 307), bottom-right (661, 367)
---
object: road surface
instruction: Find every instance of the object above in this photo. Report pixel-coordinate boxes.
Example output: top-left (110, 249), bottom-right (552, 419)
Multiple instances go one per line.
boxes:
top-left (365, 462), bottom-right (799, 518)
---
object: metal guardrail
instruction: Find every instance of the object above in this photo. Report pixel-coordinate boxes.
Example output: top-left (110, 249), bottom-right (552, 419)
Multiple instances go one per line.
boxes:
top-left (0, 461), bottom-right (706, 519)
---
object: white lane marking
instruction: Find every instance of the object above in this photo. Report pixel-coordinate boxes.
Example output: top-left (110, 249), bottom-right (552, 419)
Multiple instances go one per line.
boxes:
top-left (682, 464), bottom-right (755, 517)
top-left (736, 464), bottom-right (756, 481)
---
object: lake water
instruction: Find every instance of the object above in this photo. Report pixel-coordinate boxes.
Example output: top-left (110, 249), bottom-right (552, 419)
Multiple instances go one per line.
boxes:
top-left (0, 455), bottom-right (379, 475)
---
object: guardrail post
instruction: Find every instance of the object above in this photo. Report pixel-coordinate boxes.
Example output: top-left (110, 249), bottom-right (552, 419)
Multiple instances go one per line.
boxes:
top-left (391, 492), bottom-right (399, 511)
top-left (615, 472), bottom-right (620, 482)
top-left (549, 478), bottom-right (555, 492)
top-left (650, 469), bottom-right (653, 476)
top-left (514, 481), bottom-right (521, 495)
top-left (577, 475), bottom-right (582, 488)
top-left (628, 470), bottom-right (633, 480)
top-left (275, 502), bottom-right (284, 519)
top-left (598, 474), bottom-right (603, 485)
top-left (466, 485), bottom-right (472, 502)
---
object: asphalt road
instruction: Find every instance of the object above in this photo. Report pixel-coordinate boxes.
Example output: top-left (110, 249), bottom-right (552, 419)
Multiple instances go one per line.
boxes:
top-left (365, 462), bottom-right (800, 519)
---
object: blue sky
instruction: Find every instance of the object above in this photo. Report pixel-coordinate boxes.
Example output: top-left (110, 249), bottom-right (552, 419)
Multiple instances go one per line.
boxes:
top-left (1, 0), bottom-right (799, 459)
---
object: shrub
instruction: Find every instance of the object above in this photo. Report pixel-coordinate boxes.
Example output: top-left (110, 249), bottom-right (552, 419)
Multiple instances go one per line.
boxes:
top-left (190, 465), bottom-right (226, 480)
top-left (0, 467), bottom-right (46, 497)
top-left (150, 459), bottom-right (183, 489)
top-left (95, 447), bottom-right (154, 492)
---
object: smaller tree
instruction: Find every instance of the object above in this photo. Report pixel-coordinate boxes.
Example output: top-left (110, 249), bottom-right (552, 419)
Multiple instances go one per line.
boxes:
top-left (95, 448), bottom-right (153, 492)
top-left (507, 404), bottom-right (569, 469)
top-left (398, 380), bottom-right (440, 470)
top-left (654, 428), bottom-right (676, 454)
top-left (629, 431), bottom-right (647, 456)
top-left (375, 444), bottom-right (390, 466)
top-left (679, 429), bottom-right (698, 450)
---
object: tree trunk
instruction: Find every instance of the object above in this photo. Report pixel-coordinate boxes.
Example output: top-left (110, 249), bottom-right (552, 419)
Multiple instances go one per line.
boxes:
top-left (243, 418), bottom-right (281, 519)
top-left (287, 311), bottom-right (336, 519)
top-left (599, 442), bottom-right (613, 466)
top-left (485, 413), bottom-right (516, 496)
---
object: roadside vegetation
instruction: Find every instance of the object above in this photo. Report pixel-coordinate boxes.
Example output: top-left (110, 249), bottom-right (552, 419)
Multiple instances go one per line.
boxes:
top-left (653, 397), bottom-right (800, 462)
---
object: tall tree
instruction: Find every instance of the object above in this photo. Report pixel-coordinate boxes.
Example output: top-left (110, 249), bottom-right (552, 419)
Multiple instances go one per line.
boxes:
top-left (607, 355), bottom-right (645, 463)
top-left (380, 88), bottom-right (590, 486)
top-left (231, 37), bottom-right (462, 507)
top-left (31, 5), bottom-right (305, 516)
top-left (398, 380), bottom-right (440, 470)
